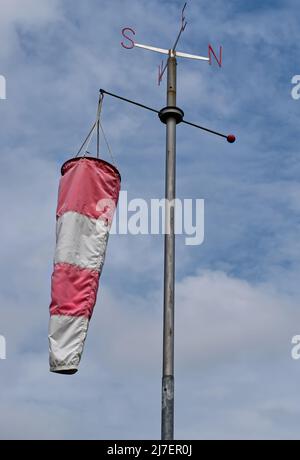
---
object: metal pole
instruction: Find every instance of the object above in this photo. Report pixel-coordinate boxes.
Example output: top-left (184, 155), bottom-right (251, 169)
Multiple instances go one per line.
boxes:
top-left (161, 54), bottom-right (177, 440)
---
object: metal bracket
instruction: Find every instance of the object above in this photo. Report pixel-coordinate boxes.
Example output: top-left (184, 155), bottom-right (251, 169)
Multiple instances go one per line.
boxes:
top-left (158, 106), bottom-right (184, 124)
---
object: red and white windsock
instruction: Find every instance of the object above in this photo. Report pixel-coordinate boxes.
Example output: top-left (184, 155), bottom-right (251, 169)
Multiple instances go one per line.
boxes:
top-left (48, 156), bottom-right (121, 374)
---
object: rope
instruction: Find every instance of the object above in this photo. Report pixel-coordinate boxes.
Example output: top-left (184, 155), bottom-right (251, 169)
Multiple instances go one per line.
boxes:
top-left (75, 93), bottom-right (118, 164)
top-left (75, 121), bottom-right (97, 158)
top-left (100, 121), bottom-right (116, 166)
top-left (76, 94), bottom-right (104, 158)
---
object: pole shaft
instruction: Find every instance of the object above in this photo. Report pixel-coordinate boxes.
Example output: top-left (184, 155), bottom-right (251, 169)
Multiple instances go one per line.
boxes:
top-left (161, 56), bottom-right (177, 441)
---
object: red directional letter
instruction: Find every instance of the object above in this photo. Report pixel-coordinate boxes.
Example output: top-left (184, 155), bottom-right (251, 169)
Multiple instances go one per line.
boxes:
top-left (121, 27), bottom-right (136, 49)
top-left (208, 44), bottom-right (222, 67)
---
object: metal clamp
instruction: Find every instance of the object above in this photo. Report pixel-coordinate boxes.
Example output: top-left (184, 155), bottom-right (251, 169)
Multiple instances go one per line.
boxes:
top-left (158, 106), bottom-right (184, 125)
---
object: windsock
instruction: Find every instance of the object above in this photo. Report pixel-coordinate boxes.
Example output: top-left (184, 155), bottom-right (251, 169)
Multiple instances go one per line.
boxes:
top-left (49, 156), bottom-right (121, 374)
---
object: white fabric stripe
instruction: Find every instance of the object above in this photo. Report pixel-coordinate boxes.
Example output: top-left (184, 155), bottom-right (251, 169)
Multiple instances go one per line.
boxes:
top-left (49, 315), bottom-right (89, 373)
top-left (55, 211), bottom-right (109, 272)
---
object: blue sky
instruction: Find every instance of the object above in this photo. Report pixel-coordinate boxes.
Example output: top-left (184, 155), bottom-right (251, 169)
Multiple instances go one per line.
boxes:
top-left (0, 0), bottom-right (300, 440)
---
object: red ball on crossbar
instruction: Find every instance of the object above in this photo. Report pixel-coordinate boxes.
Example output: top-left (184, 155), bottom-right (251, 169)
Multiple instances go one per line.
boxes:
top-left (227, 134), bottom-right (236, 143)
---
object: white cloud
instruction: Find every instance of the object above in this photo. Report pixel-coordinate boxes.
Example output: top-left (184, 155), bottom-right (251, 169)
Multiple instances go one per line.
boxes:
top-left (0, 0), bottom-right (61, 58)
top-left (87, 270), bottom-right (296, 376)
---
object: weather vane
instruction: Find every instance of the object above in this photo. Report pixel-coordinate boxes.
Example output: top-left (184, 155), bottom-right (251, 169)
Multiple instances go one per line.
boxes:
top-left (121, 2), bottom-right (222, 85)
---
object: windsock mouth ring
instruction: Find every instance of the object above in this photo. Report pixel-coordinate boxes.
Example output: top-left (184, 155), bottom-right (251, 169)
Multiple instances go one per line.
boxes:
top-left (61, 156), bottom-right (121, 182)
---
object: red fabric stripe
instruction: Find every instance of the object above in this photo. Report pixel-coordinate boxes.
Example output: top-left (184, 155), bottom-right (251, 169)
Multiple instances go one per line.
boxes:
top-left (50, 263), bottom-right (100, 318)
top-left (57, 157), bottom-right (120, 221)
